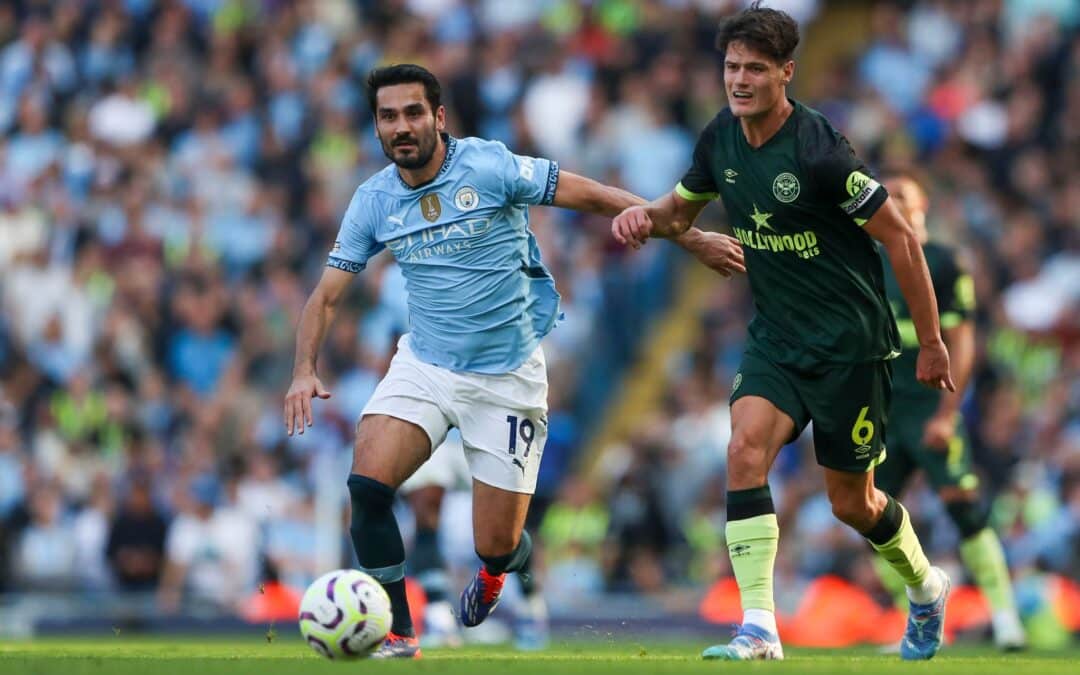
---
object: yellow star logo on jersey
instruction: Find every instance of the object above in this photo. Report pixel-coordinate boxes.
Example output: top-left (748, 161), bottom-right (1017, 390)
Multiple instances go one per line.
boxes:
top-left (750, 203), bottom-right (775, 232)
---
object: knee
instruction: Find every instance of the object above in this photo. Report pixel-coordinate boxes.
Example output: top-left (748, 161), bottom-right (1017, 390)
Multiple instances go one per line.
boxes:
top-left (348, 474), bottom-right (395, 515)
top-left (727, 434), bottom-right (770, 487)
top-left (943, 493), bottom-right (988, 539)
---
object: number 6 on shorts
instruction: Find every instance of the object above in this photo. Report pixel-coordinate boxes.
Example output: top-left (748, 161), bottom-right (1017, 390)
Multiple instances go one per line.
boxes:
top-left (851, 405), bottom-right (875, 446)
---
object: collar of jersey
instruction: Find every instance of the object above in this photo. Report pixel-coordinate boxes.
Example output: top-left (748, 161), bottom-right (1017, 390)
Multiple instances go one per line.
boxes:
top-left (738, 98), bottom-right (798, 152)
top-left (395, 133), bottom-right (458, 191)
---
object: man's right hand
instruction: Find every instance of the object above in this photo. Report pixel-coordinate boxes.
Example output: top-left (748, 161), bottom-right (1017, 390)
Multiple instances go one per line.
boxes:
top-left (284, 373), bottom-right (331, 436)
top-left (612, 205), bottom-right (655, 249)
top-left (916, 340), bottom-right (956, 392)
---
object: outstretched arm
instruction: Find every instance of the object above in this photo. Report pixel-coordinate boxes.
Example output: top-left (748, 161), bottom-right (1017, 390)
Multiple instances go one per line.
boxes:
top-left (611, 189), bottom-right (709, 243)
top-left (864, 197), bottom-right (954, 391)
top-left (612, 189), bottom-right (744, 275)
top-left (553, 171), bottom-right (743, 276)
top-left (551, 170), bottom-right (646, 216)
top-left (284, 266), bottom-right (354, 435)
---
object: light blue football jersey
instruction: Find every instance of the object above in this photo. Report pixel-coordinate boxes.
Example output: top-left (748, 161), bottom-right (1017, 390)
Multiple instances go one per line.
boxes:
top-left (328, 135), bottom-right (561, 374)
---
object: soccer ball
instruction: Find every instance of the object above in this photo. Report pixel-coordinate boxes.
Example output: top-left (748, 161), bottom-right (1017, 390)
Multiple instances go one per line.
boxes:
top-left (298, 569), bottom-right (392, 659)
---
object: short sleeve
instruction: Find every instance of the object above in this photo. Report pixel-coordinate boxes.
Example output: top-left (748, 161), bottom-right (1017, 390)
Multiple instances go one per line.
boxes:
top-left (937, 248), bottom-right (975, 329)
top-left (808, 134), bottom-right (888, 226)
top-left (500, 143), bottom-right (559, 206)
top-left (675, 116), bottom-right (720, 201)
top-left (327, 189), bottom-right (385, 273)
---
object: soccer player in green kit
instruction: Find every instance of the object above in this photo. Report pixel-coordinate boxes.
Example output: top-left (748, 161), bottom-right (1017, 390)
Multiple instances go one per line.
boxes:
top-left (874, 176), bottom-right (1026, 651)
top-left (612, 3), bottom-right (954, 661)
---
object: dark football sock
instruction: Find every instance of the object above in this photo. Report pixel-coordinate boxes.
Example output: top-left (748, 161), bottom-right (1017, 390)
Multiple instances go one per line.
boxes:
top-left (348, 474), bottom-right (413, 637)
top-left (409, 525), bottom-right (449, 603)
top-left (479, 530), bottom-right (536, 595)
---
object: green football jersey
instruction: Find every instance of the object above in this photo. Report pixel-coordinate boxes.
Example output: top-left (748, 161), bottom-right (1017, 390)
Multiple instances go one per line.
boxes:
top-left (882, 241), bottom-right (975, 402)
top-left (678, 99), bottom-right (900, 369)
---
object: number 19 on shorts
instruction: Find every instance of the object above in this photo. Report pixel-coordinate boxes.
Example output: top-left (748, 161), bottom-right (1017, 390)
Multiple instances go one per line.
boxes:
top-left (506, 415), bottom-right (535, 456)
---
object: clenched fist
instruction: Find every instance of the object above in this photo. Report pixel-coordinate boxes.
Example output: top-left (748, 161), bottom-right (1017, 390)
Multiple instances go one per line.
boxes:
top-left (612, 205), bottom-right (655, 249)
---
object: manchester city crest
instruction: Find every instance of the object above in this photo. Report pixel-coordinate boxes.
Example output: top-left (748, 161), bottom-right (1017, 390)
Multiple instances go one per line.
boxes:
top-left (772, 172), bottom-right (800, 203)
top-left (454, 186), bottom-right (479, 211)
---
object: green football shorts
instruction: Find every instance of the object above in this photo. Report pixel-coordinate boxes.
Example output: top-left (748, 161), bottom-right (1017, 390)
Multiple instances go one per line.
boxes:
top-left (875, 400), bottom-right (978, 495)
top-left (730, 346), bottom-right (893, 473)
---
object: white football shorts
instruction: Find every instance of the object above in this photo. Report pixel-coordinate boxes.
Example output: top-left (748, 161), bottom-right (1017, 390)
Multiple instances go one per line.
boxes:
top-left (362, 334), bottom-right (548, 494)
top-left (399, 431), bottom-right (470, 493)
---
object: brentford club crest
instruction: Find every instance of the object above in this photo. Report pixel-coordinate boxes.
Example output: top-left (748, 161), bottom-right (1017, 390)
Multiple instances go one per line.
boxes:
top-left (772, 172), bottom-right (800, 203)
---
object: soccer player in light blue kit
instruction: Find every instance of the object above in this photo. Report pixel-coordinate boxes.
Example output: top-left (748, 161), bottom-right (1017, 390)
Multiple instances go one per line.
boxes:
top-left (283, 64), bottom-right (745, 658)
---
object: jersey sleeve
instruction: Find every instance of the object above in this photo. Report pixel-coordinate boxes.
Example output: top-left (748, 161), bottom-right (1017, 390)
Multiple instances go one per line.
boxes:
top-left (675, 116), bottom-right (720, 201)
top-left (499, 143), bottom-right (560, 206)
top-left (327, 189), bottom-right (385, 273)
top-left (807, 134), bottom-right (888, 226)
top-left (936, 248), bottom-right (976, 329)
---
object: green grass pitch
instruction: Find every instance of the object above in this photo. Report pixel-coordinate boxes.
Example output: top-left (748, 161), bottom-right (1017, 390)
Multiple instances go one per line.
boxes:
top-left (2, 637), bottom-right (1078, 675)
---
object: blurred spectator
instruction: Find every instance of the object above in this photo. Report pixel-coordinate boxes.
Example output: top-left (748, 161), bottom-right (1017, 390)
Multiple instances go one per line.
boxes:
top-left (166, 277), bottom-right (237, 398)
top-left (540, 476), bottom-right (608, 575)
top-left (0, 400), bottom-right (24, 519)
top-left (603, 438), bottom-right (685, 593)
top-left (72, 472), bottom-right (115, 591)
top-left (106, 477), bottom-right (168, 591)
top-left (235, 452), bottom-right (301, 525)
top-left (88, 76), bottom-right (155, 148)
top-left (12, 482), bottom-right (76, 591)
top-left (158, 476), bottom-right (257, 612)
top-left (264, 492), bottom-right (320, 591)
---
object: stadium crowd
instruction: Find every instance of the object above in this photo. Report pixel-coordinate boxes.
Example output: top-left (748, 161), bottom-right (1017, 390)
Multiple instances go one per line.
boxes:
top-left (0, 0), bottom-right (1076, 642)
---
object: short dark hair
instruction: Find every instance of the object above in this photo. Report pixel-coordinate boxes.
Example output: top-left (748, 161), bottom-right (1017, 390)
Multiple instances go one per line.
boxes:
top-left (716, 1), bottom-right (800, 64)
top-left (366, 64), bottom-right (442, 115)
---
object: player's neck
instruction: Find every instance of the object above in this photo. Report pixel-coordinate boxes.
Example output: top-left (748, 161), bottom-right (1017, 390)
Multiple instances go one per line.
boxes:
top-left (397, 135), bottom-right (447, 188)
top-left (739, 97), bottom-right (794, 149)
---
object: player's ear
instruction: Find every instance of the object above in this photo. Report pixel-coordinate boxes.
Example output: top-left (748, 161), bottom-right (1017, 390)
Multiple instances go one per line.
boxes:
top-left (781, 60), bottom-right (795, 85)
top-left (435, 105), bottom-right (446, 132)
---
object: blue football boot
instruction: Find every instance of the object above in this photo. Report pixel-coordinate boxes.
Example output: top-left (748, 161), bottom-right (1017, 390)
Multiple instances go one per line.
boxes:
top-left (460, 566), bottom-right (505, 627)
top-left (701, 623), bottom-right (784, 661)
top-left (900, 566), bottom-right (951, 660)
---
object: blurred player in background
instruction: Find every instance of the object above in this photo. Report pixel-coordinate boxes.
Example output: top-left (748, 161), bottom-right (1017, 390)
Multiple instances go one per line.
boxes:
top-left (400, 431), bottom-right (469, 648)
top-left (284, 64), bottom-right (744, 658)
top-left (874, 176), bottom-right (1026, 651)
top-left (613, 2), bottom-right (954, 662)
